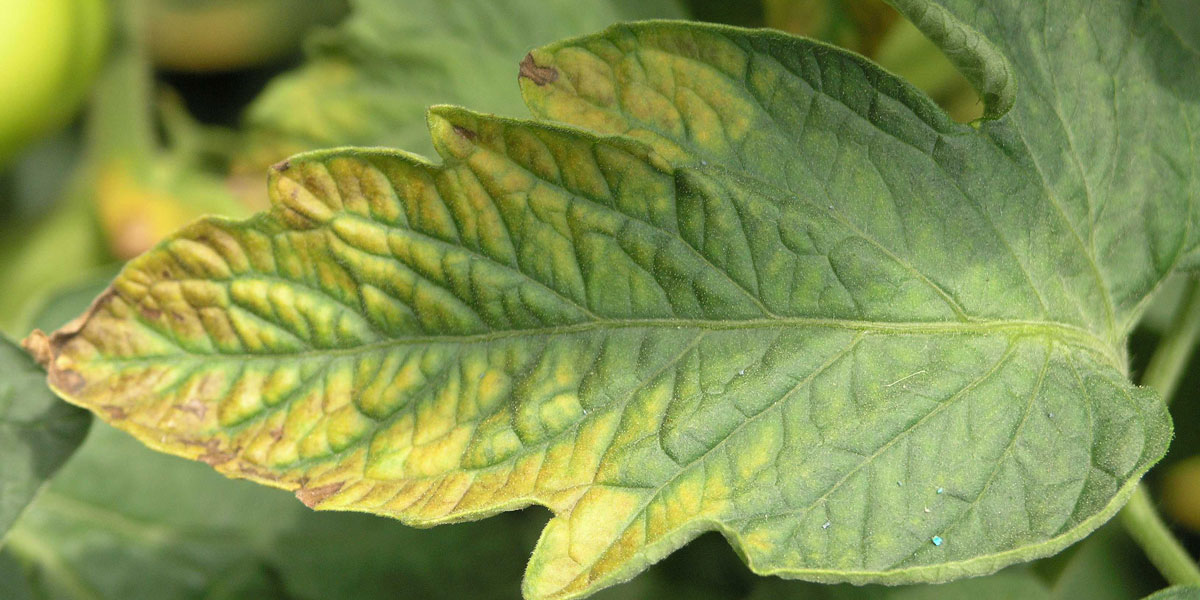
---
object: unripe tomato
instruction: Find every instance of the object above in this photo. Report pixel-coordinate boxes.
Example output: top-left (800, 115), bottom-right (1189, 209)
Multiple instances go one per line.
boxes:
top-left (147, 0), bottom-right (346, 72)
top-left (1162, 456), bottom-right (1200, 533)
top-left (0, 0), bottom-right (109, 165)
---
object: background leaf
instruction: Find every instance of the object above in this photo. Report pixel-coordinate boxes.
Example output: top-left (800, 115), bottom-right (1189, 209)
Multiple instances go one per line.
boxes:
top-left (1042, 522), bottom-right (1164, 600)
top-left (0, 334), bottom-right (89, 541)
top-left (1143, 587), bottom-right (1200, 600)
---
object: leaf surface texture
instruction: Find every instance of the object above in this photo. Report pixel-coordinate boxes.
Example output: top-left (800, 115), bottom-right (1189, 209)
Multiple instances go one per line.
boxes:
top-left (30, 5), bottom-right (1200, 598)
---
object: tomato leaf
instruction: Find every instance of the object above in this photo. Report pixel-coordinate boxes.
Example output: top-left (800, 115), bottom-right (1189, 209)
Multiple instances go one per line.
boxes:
top-left (235, 0), bottom-right (685, 172)
top-left (28, 2), bottom-right (1200, 598)
top-left (748, 565), bottom-right (1052, 600)
top-left (1043, 522), bottom-right (1164, 599)
top-left (0, 335), bottom-right (89, 541)
top-left (3, 421), bottom-right (541, 600)
top-left (1142, 587), bottom-right (1200, 600)
top-left (7, 277), bottom-right (548, 600)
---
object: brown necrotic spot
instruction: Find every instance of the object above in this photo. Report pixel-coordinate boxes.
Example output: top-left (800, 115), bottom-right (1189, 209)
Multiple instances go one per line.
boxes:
top-left (52, 369), bottom-right (87, 396)
top-left (177, 398), bottom-right (207, 419)
top-left (199, 447), bottom-right (236, 466)
top-left (99, 404), bottom-right (126, 420)
top-left (519, 53), bottom-right (558, 85)
top-left (295, 482), bottom-right (344, 508)
top-left (452, 125), bottom-right (478, 141)
top-left (237, 464), bottom-right (280, 481)
top-left (196, 439), bottom-right (237, 466)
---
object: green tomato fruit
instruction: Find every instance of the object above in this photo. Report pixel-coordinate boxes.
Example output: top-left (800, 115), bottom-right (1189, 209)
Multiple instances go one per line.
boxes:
top-left (1162, 456), bottom-right (1200, 533)
top-left (0, 0), bottom-right (109, 165)
top-left (147, 0), bottom-right (347, 72)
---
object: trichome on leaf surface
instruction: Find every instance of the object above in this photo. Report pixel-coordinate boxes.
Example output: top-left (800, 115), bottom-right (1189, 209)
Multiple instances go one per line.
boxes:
top-left (9, 0), bottom-right (1200, 599)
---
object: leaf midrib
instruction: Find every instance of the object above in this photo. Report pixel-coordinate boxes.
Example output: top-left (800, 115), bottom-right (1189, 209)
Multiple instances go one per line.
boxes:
top-left (116, 315), bottom-right (1122, 369)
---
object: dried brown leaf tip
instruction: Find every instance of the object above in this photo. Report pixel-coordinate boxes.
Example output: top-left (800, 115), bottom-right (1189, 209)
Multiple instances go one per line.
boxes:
top-left (20, 286), bottom-right (120, 395)
top-left (21, 330), bottom-right (53, 369)
top-left (23, 331), bottom-right (86, 395)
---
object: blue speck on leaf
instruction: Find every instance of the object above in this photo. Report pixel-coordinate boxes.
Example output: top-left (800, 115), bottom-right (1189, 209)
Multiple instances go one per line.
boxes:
top-left (932, 536), bottom-right (944, 546)
top-left (936, 487), bottom-right (944, 494)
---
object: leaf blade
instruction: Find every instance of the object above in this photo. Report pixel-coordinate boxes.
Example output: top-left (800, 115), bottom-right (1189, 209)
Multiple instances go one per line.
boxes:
top-left (30, 15), bottom-right (1187, 600)
top-left (887, 0), bottom-right (1200, 323)
top-left (237, 0), bottom-right (686, 172)
top-left (518, 22), bottom-right (1120, 341)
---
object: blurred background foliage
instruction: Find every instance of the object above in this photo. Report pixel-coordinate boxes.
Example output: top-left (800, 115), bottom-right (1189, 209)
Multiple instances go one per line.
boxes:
top-left (0, 0), bottom-right (1191, 598)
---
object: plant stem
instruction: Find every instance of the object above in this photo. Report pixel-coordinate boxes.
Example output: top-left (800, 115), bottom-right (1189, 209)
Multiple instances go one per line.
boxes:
top-left (1121, 275), bottom-right (1200, 586)
top-left (87, 0), bottom-right (155, 163)
top-left (1141, 276), bottom-right (1200, 405)
top-left (1122, 487), bottom-right (1200, 586)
